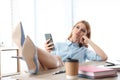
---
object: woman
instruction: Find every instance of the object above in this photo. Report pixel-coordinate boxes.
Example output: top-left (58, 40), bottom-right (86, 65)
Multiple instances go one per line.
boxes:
top-left (22, 20), bottom-right (108, 74)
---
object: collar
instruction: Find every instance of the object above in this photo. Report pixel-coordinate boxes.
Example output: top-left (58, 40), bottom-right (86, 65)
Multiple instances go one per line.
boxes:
top-left (66, 39), bottom-right (79, 47)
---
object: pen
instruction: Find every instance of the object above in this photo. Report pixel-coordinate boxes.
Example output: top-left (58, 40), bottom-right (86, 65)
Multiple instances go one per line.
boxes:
top-left (105, 62), bottom-right (115, 66)
top-left (53, 70), bottom-right (66, 75)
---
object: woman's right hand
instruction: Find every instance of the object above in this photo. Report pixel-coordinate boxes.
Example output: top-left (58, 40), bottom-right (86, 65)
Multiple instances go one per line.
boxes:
top-left (44, 39), bottom-right (54, 52)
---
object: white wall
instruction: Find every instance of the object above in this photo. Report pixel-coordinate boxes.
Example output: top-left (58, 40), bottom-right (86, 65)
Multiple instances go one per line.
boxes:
top-left (0, 0), bottom-right (11, 47)
top-left (35, 0), bottom-right (73, 48)
top-left (73, 0), bottom-right (120, 60)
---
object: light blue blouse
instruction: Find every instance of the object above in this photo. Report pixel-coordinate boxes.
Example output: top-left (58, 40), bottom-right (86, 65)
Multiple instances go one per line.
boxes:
top-left (51, 40), bottom-right (102, 63)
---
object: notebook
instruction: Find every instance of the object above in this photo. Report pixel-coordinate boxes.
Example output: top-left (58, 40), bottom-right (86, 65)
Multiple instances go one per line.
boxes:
top-left (78, 65), bottom-right (117, 79)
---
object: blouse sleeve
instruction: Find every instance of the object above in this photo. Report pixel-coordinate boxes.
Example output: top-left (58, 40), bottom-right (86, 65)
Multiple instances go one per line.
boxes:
top-left (85, 48), bottom-right (102, 61)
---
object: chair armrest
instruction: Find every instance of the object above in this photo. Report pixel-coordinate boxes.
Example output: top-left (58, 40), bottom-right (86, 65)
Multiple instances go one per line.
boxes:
top-left (11, 56), bottom-right (23, 60)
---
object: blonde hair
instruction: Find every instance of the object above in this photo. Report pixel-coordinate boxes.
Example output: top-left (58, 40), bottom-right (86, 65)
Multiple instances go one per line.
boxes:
top-left (68, 20), bottom-right (91, 47)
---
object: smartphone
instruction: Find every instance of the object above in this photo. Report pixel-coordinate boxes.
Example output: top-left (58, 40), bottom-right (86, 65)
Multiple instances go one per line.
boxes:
top-left (45, 33), bottom-right (55, 50)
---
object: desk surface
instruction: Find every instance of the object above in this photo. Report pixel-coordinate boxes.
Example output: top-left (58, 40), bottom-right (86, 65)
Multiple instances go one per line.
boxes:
top-left (3, 61), bottom-right (120, 80)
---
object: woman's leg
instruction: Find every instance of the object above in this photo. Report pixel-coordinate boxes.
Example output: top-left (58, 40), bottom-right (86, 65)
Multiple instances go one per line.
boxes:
top-left (37, 48), bottom-right (63, 69)
top-left (22, 36), bottom-right (39, 74)
top-left (22, 36), bottom-right (63, 74)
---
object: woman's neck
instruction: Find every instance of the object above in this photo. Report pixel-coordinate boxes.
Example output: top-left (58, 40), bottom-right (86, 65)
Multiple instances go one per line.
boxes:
top-left (69, 37), bottom-right (79, 43)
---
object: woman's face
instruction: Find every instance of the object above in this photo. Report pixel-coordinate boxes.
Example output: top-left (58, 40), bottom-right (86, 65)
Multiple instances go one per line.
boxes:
top-left (72, 22), bottom-right (87, 40)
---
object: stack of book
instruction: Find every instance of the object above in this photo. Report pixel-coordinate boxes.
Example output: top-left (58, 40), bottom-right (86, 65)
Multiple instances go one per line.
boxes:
top-left (78, 65), bottom-right (117, 79)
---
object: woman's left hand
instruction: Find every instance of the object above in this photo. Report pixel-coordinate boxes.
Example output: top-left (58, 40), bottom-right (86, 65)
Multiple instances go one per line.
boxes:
top-left (80, 36), bottom-right (89, 44)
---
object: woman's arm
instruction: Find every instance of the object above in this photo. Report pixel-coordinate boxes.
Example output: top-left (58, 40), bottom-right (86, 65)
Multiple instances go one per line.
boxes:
top-left (82, 36), bottom-right (108, 61)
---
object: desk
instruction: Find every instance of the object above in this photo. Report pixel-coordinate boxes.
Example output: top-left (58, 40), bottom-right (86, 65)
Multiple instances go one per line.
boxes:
top-left (0, 47), bottom-right (20, 77)
top-left (8, 61), bottom-right (120, 80)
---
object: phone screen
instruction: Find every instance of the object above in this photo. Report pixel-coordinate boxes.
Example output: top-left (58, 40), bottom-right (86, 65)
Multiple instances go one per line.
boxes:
top-left (45, 33), bottom-right (53, 43)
